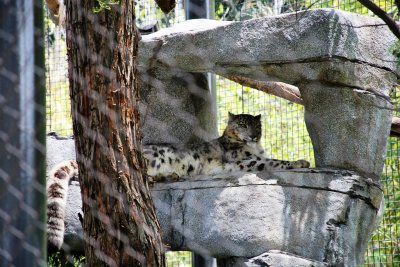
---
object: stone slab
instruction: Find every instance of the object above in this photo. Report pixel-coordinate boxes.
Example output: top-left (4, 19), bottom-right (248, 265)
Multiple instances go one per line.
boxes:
top-left (139, 9), bottom-right (398, 93)
top-left (151, 170), bottom-right (382, 265)
top-left (301, 82), bottom-right (392, 179)
top-left (218, 250), bottom-right (329, 267)
top-left (47, 136), bottom-right (383, 266)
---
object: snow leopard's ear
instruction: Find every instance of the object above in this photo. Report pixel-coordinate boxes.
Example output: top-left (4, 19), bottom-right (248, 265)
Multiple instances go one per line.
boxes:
top-left (255, 114), bottom-right (261, 120)
top-left (228, 112), bottom-right (236, 122)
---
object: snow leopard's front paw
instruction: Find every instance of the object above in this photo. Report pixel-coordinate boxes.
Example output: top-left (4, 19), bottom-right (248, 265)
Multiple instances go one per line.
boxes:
top-left (150, 173), bottom-right (181, 183)
top-left (294, 159), bottom-right (310, 168)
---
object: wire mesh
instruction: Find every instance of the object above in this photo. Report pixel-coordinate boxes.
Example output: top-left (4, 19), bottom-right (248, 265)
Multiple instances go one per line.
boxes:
top-left (364, 87), bottom-right (400, 267)
top-left (45, 12), bottom-right (71, 137)
top-left (166, 251), bottom-right (192, 267)
top-left (44, 0), bottom-right (187, 138)
top-left (216, 76), bottom-right (314, 164)
top-left (136, 0), bottom-right (186, 28)
top-left (41, 0), bottom-right (400, 266)
top-left (215, 0), bottom-right (398, 21)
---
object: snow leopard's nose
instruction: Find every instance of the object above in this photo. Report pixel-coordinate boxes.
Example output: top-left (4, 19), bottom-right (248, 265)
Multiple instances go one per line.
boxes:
top-left (250, 134), bottom-right (259, 141)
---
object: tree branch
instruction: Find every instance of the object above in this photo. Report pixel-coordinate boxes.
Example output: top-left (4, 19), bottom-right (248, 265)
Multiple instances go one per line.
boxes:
top-left (222, 75), bottom-right (304, 105)
top-left (223, 74), bottom-right (400, 137)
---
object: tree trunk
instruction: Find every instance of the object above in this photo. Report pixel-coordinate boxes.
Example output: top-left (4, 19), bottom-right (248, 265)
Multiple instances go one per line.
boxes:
top-left (65, 1), bottom-right (165, 266)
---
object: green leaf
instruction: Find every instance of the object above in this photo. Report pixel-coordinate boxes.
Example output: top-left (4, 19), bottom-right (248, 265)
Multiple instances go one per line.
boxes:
top-left (93, 0), bottom-right (120, 13)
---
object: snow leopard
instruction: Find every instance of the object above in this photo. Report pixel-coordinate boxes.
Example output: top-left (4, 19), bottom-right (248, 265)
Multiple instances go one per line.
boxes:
top-left (47, 113), bottom-right (310, 250)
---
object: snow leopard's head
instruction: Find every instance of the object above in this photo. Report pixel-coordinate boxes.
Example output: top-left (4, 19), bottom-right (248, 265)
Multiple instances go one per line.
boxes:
top-left (224, 112), bottom-right (262, 143)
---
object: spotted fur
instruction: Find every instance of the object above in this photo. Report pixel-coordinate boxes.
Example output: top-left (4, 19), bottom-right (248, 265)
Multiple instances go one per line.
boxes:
top-left (47, 160), bottom-right (78, 251)
top-left (47, 113), bottom-right (310, 250)
top-left (144, 112), bottom-right (310, 181)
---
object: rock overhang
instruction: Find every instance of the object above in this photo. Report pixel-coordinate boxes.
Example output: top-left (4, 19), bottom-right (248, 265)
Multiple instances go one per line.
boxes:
top-left (139, 8), bottom-right (399, 92)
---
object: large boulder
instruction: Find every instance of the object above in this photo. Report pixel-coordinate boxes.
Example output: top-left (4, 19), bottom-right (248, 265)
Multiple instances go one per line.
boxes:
top-left (152, 169), bottom-right (382, 266)
top-left (46, 136), bottom-right (383, 266)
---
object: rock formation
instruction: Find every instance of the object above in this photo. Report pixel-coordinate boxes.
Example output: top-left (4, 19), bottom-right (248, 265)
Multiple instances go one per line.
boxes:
top-left (47, 9), bottom-right (399, 266)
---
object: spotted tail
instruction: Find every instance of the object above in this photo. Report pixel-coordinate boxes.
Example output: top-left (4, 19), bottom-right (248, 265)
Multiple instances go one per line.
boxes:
top-left (47, 160), bottom-right (78, 251)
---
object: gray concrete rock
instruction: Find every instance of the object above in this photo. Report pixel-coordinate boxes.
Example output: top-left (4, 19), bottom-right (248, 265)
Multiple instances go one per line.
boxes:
top-left (139, 69), bottom-right (218, 144)
top-left (46, 133), bottom-right (75, 168)
top-left (62, 181), bottom-right (84, 254)
top-left (301, 82), bottom-right (393, 179)
top-left (139, 9), bottom-right (398, 93)
top-left (152, 169), bottom-right (382, 266)
top-left (46, 136), bottom-right (383, 266)
top-left (218, 250), bottom-right (329, 267)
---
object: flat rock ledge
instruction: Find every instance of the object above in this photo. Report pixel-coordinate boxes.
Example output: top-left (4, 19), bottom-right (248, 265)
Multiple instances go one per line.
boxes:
top-left (62, 168), bottom-right (382, 266)
top-left (218, 250), bottom-right (329, 267)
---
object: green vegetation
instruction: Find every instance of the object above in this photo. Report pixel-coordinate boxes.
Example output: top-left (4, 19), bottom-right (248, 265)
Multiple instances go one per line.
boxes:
top-left (48, 252), bottom-right (85, 267)
top-left (390, 40), bottom-right (400, 66)
top-left (48, 251), bottom-right (191, 267)
top-left (136, 0), bottom-right (185, 28)
top-left (166, 251), bottom-right (192, 266)
top-left (215, 0), bottom-right (398, 21)
top-left (94, 0), bottom-right (120, 13)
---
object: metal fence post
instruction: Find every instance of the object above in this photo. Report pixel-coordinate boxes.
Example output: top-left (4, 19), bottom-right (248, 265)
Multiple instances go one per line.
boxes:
top-left (0, 0), bottom-right (46, 266)
top-left (184, 0), bottom-right (217, 266)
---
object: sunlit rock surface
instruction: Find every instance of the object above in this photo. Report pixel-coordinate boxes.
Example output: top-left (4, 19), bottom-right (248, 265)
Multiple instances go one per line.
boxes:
top-left (47, 136), bottom-right (383, 266)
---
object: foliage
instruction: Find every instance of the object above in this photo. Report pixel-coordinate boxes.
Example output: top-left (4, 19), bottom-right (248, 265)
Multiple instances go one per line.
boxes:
top-left (47, 251), bottom-right (190, 267)
top-left (366, 138), bottom-right (400, 266)
top-left (44, 25), bottom-right (72, 136)
top-left (136, 0), bottom-right (185, 28)
top-left (390, 40), bottom-right (400, 66)
top-left (166, 251), bottom-right (192, 266)
top-left (364, 88), bottom-right (400, 266)
top-left (48, 252), bottom-right (85, 267)
top-left (93, 0), bottom-right (120, 13)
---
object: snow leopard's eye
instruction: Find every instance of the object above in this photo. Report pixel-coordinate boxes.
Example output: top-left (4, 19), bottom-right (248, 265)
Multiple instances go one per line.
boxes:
top-left (239, 122), bottom-right (247, 128)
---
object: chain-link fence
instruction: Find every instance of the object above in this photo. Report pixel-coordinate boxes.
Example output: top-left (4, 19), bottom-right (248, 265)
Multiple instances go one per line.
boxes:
top-left (45, 23), bottom-right (70, 137)
top-left (40, 0), bottom-right (399, 266)
top-left (366, 87), bottom-right (400, 266)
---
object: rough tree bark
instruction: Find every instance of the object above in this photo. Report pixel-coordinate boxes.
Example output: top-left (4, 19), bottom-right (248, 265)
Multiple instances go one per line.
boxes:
top-left (65, 0), bottom-right (165, 266)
